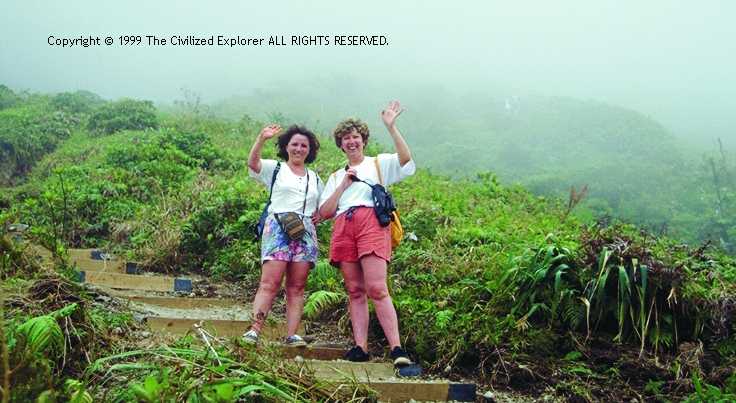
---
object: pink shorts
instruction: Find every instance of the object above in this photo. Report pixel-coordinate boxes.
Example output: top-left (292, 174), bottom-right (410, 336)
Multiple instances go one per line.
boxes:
top-left (329, 206), bottom-right (391, 267)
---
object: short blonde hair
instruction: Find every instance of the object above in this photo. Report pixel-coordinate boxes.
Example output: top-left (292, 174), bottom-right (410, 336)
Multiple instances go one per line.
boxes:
top-left (333, 118), bottom-right (369, 148)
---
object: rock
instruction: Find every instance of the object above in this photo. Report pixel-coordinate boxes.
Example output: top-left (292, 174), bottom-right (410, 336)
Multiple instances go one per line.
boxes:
top-left (111, 327), bottom-right (124, 336)
top-left (94, 295), bottom-right (112, 303)
top-left (482, 391), bottom-right (495, 402)
top-left (294, 355), bottom-right (304, 363)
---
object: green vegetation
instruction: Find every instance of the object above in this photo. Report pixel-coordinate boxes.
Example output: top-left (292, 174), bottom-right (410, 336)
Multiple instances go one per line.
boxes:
top-left (212, 82), bottom-right (734, 253)
top-left (2, 87), bottom-right (735, 401)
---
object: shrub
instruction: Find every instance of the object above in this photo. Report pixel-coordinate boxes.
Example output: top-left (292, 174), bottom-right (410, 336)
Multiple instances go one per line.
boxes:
top-left (88, 98), bottom-right (158, 135)
top-left (0, 84), bottom-right (20, 109)
top-left (50, 90), bottom-right (104, 115)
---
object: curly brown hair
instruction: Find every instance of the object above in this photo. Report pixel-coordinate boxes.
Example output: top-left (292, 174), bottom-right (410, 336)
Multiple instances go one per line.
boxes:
top-left (276, 125), bottom-right (320, 163)
top-left (332, 118), bottom-right (370, 148)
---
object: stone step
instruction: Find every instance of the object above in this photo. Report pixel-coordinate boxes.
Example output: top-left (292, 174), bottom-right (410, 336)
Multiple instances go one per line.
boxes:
top-left (76, 271), bottom-right (192, 292)
top-left (68, 248), bottom-right (142, 274)
top-left (365, 380), bottom-right (476, 402)
top-left (71, 256), bottom-right (127, 273)
top-left (299, 359), bottom-right (395, 380)
top-left (68, 248), bottom-right (117, 261)
top-left (282, 345), bottom-right (348, 360)
top-left (293, 360), bottom-right (475, 401)
top-left (145, 317), bottom-right (298, 339)
top-left (126, 296), bottom-right (240, 309)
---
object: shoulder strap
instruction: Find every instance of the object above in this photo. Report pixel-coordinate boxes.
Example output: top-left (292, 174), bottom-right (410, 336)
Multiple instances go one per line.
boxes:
top-left (301, 170), bottom-right (309, 214)
top-left (266, 162), bottom-right (281, 205)
top-left (374, 157), bottom-right (384, 185)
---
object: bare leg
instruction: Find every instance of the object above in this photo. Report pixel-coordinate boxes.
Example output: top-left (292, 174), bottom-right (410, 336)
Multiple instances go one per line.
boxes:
top-left (341, 261), bottom-right (369, 350)
top-left (361, 254), bottom-right (401, 349)
top-left (250, 260), bottom-right (287, 333)
top-left (284, 261), bottom-right (310, 336)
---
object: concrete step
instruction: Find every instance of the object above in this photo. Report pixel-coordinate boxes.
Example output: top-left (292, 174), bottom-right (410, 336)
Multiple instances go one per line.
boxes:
top-left (299, 359), bottom-right (395, 380)
top-left (76, 271), bottom-right (192, 292)
top-left (293, 360), bottom-right (476, 401)
top-left (126, 296), bottom-right (240, 309)
top-left (365, 380), bottom-right (476, 402)
top-left (145, 317), bottom-right (297, 339)
top-left (71, 256), bottom-right (126, 273)
top-left (68, 248), bottom-right (141, 274)
top-left (282, 345), bottom-right (348, 360)
top-left (68, 248), bottom-right (117, 261)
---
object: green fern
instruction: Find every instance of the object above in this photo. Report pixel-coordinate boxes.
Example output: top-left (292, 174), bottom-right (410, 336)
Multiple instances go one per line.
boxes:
top-left (17, 302), bottom-right (78, 357)
top-left (303, 290), bottom-right (344, 320)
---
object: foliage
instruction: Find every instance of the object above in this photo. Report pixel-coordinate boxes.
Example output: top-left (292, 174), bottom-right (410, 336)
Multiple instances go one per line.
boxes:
top-left (87, 98), bottom-right (158, 135)
top-left (49, 91), bottom-right (103, 115)
top-left (4, 88), bottom-right (736, 400)
top-left (0, 85), bottom-right (20, 110)
top-left (0, 101), bottom-right (78, 185)
top-left (85, 345), bottom-right (375, 402)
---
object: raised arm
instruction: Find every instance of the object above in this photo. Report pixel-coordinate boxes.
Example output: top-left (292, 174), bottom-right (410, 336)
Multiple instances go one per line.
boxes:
top-left (248, 124), bottom-right (281, 173)
top-left (381, 100), bottom-right (412, 166)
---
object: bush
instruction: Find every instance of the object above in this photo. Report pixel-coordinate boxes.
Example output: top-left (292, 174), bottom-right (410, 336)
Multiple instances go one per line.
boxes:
top-left (0, 103), bottom-right (77, 185)
top-left (50, 90), bottom-right (104, 115)
top-left (88, 98), bottom-right (158, 135)
top-left (0, 84), bottom-right (20, 109)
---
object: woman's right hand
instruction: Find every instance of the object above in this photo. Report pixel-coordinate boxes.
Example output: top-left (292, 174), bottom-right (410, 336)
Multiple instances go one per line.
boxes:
top-left (259, 124), bottom-right (282, 141)
top-left (339, 168), bottom-right (357, 190)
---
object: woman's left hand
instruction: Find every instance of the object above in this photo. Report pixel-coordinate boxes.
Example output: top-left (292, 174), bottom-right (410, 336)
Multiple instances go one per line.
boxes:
top-left (311, 214), bottom-right (323, 225)
top-left (381, 100), bottom-right (403, 128)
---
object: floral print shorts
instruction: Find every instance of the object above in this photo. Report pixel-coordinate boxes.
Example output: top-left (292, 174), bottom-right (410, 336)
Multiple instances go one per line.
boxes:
top-left (261, 213), bottom-right (318, 265)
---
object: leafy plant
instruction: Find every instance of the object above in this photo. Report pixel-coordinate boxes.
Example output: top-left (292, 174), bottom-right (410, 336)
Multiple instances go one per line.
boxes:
top-left (87, 98), bottom-right (158, 135)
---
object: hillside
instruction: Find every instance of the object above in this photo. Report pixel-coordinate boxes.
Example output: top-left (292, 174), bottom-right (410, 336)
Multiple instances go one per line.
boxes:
top-left (1, 88), bottom-right (736, 401)
top-left (211, 81), bottom-right (725, 249)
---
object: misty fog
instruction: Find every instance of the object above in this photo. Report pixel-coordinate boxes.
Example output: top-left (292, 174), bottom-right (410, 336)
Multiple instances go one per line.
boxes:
top-left (1, 0), bottom-right (735, 146)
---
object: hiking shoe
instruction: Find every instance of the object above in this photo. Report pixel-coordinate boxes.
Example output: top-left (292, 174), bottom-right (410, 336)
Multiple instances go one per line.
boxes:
top-left (241, 329), bottom-right (259, 345)
top-left (344, 345), bottom-right (370, 362)
top-left (284, 335), bottom-right (307, 347)
top-left (390, 346), bottom-right (412, 366)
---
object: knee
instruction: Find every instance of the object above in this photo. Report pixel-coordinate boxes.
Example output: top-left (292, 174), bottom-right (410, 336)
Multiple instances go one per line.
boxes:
top-left (366, 283), bottom-right (389, 301)
top-left (259, 279), bottom-right (280, 296)
top-left (286, 283), bottom-right (305, 299)
top-left (345, 285), bottom-right (366, 302)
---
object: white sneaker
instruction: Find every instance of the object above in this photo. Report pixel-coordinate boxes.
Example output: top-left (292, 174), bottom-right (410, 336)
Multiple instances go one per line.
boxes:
top-left (242, 329), bottom-right (259, 345)
top-left (284, 334), bottom-right (307, 347)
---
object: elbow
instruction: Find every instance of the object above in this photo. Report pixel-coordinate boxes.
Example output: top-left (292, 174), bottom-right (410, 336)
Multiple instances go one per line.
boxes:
top-left (318, 206), bottom-right (334, 219)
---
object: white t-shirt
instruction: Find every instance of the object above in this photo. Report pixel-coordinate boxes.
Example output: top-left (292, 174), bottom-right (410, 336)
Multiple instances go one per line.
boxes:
top-left (319, 154), bottom-right (416, 216)
top-left (249, 159), bottom-right (323, 216)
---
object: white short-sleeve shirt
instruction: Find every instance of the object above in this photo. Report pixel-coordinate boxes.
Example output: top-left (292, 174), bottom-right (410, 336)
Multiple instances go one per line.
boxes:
top-left (319, 154), bottom-right (416, 216)
top-left (249, 159), bottom-right (323, 216)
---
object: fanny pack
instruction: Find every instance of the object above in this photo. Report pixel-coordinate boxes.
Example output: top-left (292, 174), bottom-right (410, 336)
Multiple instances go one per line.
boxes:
top-left (275, 212), bottom-right (306, 240)
top-left (277, 170), bottom-right (310, 241)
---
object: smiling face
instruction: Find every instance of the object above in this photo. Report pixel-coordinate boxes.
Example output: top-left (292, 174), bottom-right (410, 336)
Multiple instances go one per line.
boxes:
top-left (286, 133), bottom-right (310, 164)
top-left (340, 128), bottom-right (365, 159)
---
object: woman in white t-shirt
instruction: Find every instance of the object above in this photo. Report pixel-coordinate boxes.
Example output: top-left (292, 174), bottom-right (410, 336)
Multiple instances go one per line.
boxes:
top-left (319, 101), bottom-right (415, 366)
top-left (243, 124), bottom-right (323, 346)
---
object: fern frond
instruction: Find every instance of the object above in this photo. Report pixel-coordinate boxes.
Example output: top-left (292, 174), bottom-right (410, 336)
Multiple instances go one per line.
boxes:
top-left (17, 315), bottom-right (64, 356)
top-left (303, 290), bottom-right (345, 320)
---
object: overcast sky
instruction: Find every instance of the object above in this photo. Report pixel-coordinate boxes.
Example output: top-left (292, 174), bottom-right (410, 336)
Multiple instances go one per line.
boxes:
top-left (1, 0), bottom-right (734, 146)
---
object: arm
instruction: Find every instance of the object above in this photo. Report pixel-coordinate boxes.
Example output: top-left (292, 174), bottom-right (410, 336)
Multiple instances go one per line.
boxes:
top-left (318, 168), bottom-right (356, 219)
top-left (381, 100), bottom-right (412, 166)
top-left (248, 124), bottom-right (281, 173)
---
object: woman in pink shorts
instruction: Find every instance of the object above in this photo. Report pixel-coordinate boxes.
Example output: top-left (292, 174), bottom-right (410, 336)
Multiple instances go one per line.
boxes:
top-left (243, 124), bottom-right (323, 346)
top-left (319, 101), bottom-right (415, 366)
